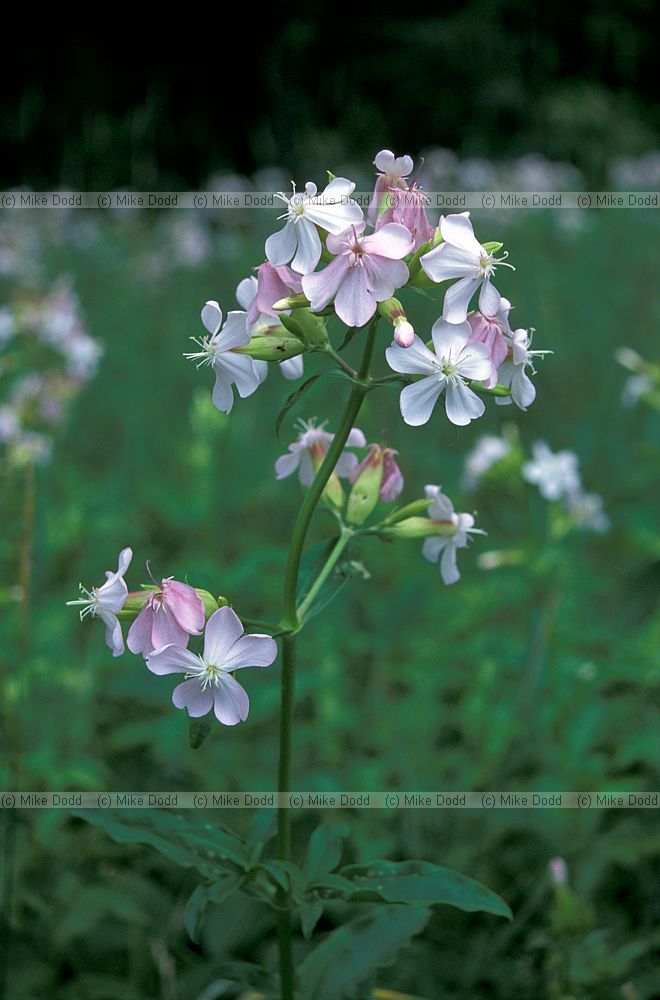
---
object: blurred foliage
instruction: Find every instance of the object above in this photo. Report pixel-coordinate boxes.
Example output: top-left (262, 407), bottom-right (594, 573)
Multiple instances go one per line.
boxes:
top-left (2, 5), bottom-right (660, 187)
top-left (0, 201), bottom-right (659, 997)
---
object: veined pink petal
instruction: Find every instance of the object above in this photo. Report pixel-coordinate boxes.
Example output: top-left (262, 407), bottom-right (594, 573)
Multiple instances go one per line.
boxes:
top-left (444, 380), bottom-right (485, 426)
top-left (163, 580), bottom-right (205, 634)
top-left (97, 608), bottom-right (125, 657)
top-left (172, 678), bottom-right (214, 717)
top-left (457, 344), bottom-right (494, 382)
top-left (334, 265), bottom-right (375, 327)
top-left (151, 607), bottom-right (190, 652)
top-left (216, 352), bottom-right (263, 399)
top-left (221, 634), bottom-right (278, 671)
top-left (201, 301), bottom-right (222, 336)
top-left (361, 223), bottom-right (414, 259)
top-left (362, 255), bottom-right (409, 302)
top-left (291, 219), bottom-right (322, 275)
top-left (213, 674), bottom-right (250, 725)
top-left (127, 605), bottom-right (155, 655)
top-left (479, 278), bottom-right (501, 318)
top-left (431, 318), bottom-right (472, 362)
top-left (203, 606), bottom-right (244, 666)
top-left (442, 276), bottom-right (481, 324)
top-left (302, 255), bottom-right (351, 312)
top-left (386, 336), bottom-right (438, 375)
top-left (400, 376), bottom-right (443, 426)
top-left (265, 220), bottom-right (297, 266)
top-left (147, 643), bottom-right (203, 676)
top-left (217, 311), bottom-right (250, 351)
top-left (421, 243), bottom-right (477, 282)
top-left (439, 214), bottom-right (483, 256)
top-left (211, 372), bottom-right (234, 413)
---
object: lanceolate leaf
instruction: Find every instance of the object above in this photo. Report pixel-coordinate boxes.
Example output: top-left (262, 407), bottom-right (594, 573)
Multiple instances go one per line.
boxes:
top-left (298, 905), bottom-right (431, 1000)
top-left (188, 714), bottom-right (213, 750)
top-left (184, 872), bottom-right (243, 942)
top-left (340, 859), bottom-right (512, 919)
top-left (302, 823), bottom-right (349, 883)
top-left (275, 373), bottom-right (324, 438)
top-left (72, 810), bottom-right (250, 879)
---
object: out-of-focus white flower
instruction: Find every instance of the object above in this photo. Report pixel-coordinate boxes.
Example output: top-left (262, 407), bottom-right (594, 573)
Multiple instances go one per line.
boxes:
top-left (462, 435), bottom-right (512, 490)
top-left (522, 442), bottom-right (581, 502)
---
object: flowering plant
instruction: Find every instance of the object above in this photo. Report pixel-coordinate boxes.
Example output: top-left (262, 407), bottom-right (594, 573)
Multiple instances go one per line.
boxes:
top-left (69, 150), bottom-right (551, 999)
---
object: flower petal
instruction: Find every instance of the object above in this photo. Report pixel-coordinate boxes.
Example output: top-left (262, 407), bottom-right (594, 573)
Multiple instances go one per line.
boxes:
top-left (422, 536), bottom-right (445, 563)
top-left (442, 277), bottom-right (481, 324)
top-left (440, 213), bottom-right (483, 256)
top-left (213, 674), bottom-right (250, 725)
top-left (151, 608), bottom-right (190, 653)
top-left (172, 678), bottom-right (214, 717)
top-left (386, 336), bottom-right (438, 375)
top-left (265, 220), bottom-right (297, 267)
top-left (275, 449), bottom-right (301, 479)
top-left (203, 606), bottom-right (244, 665)
top-left (302, 255), bottom-right (349, 313)
top-left (478, 278), bottom-right (501, 318)
top-left (280, 355), bottom-right (304, 380)
top-left (127, 605), bottom-right (155, 655)
top-left (217, 311), bottom-right (250, 351)
top-left (444, 380), bottom-right (485, 426)
top-left (201, 301), bottom-right (222, 336)
top-left (97, 608), bottom-right (124, 657)
top-left (164, 580), bottom-right (205, 635)
top-left (440, 542), bottom-right (460, 585)
top-left (334, 265), bottom-right (376, 328)
top-left (400, 377), bottom-right (443, 426)
top-left (211, 371), bottom-right (234, 413)
top-left (431, 318), bottom-right (471, 362)
top-left (221, 633), bottom-right (278, 671)
top-left (361, 223), bottom-right (415, 259)
top-left (291, 219), bottom-right (322, 275)
top-left (147, 643), bottom-right (203, 676)
top-left (216, 352), bottom-right (263, 399)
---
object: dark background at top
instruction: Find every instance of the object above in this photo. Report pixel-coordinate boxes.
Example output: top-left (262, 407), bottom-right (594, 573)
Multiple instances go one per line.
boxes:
top-left (3, 3), bottom-right (659, 189)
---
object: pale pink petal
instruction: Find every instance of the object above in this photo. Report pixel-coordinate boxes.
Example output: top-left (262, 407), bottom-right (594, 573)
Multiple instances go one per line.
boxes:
top-left (298, 450), bottom-right (315, 486)
top-left (421, 243), bottom-right (477, 282)
top-left (213, 674), bottom-right (250, 725)
top-left (216, 352), bottom-right (262, 399)
top-left (440, 214), bottom-right (483, 256)
top-left (203, 606), bottom-right (244, 665)
top-left (217, 311), bottom-right (250, 351)
top-left (511, 367), bottom-right (536, 409)
top-left (334, 266), bottom-right (375, 328)
top-left (222, 634), bottom-right (278, 671)
top-left (431, 319), bottom-right (472, 362)
top-left (400, 377), bottom-right (443, 426)
top-left (163, 580), bottom-right (205, 634)
top-left (361, 223), bottom-right (414, 259)
top-left (386, 336), bottom-right (438, 375)
top-left (211, 372), bottom-right (234, 413)
top-left (151, 607), bottom-right (190, 652)
top-left (362, 255), bottom-right (409, 301)
top-left (116, 547), bottom-right (133, 577)
top-left (346, 427), bottom-right (367, 447)
top-left (275, 449), bottom-right (302, 479)
top-left (236, 276), bottom-right (258, 311)
top-left (478, 279), bottom-right (501, 318)
top-left (265, 220), bottom-right (297, 266)
top-left (444, 380), bottom-right (485, 426)
top-left (457, 344), bottom-right (494, 382)
top-left (302, 255), bottom-right (350, 313)
top-left (442, 276), bottom-right (481, 324)
top-left (172, 678), bottom-right (214, 717)
top-left (201, 301), bottom-right (222, 336)
top-left (440, 542), bottom-right (460, 585)
top-left (422, 536), bottom-right (446, 563)
top-left (280, 356), bottom-right (304, 380)
top-left (291, 219), bottom-right (322, 275)
top-left (334, 451), bottom-right (360, 478)
top-left (127, 605), bottom-right (155, 655)
top-left (97, 608), bottom-right (125, 657)
top-left (147, 643), bottom-right (203, 676)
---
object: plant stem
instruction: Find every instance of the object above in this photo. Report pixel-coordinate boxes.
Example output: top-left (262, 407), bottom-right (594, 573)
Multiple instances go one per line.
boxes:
top-left (275, 318), bottom-right (378, 1000)
top-left (322, 346), bottom-right (357, 379)
top-left (296, 526), bottom-right (353, 623)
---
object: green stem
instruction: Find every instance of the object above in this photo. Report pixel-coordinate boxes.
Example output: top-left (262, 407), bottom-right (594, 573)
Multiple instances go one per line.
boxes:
top-left (296, 526), bottom-right (353, 623)
top-left (275, 317), bottom-right (378, 1000)
top-left (322, 347), bottom-right (357, 379)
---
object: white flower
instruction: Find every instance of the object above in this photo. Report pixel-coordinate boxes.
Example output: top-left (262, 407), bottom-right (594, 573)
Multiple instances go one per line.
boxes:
top-left (185, 301), bottom-right (264, 413)
top-left (462, 434), bottom-right (512, 490)
top-left (420, 213), bottom-right (513, 323)
top-left (565, 491), bottom-right (611, 533)
top-left (496, 328), bottom-right (550, 410)
top-left (385, 319), bottom-right (493, 427)
top-left (265, 178), bottom-right (364, 275)
top-left (275, 419), bottom-right (366, 484)
top-left (422, 485), bottom-right (484, 585)
top-left (66, 548), bottom-right (133, 656)
top-left (147, 606), bottom-right (277, 726)
top-left (522, 442), bottom-right (581, 501)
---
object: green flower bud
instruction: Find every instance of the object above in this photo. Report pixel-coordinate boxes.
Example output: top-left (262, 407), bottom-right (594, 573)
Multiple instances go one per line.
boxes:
top-left (346, 448), bottom-right (384, 525)
top-left (381, 516), bottom-right (457, 540)
top-left (235, 334), bottom-right (305, 363)
top-left (279, 308), bottom-right (329, 348)
top-left (272, 293), bottom-right (310, 311)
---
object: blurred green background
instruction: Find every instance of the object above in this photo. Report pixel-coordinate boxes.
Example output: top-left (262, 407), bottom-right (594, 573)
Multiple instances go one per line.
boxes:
top-left (2, 11), bottom-right (660, 1000)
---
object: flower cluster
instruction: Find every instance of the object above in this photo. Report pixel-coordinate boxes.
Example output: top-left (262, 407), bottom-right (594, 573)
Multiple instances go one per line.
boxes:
top-left (0, 279), bottom-right (103, 467)
top-left (189, 148), bottom-right (547, 433)
top-left (67, 551), bottom-right (276, 725)
top-left (522, 441), bottom-right (610, 533)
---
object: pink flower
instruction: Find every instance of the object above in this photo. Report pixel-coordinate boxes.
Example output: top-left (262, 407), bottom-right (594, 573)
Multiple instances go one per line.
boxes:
top-left (368, 149), bottom-right (414, 225)
top-left (127, 575), bottom-right (205, 656)
top-left (467, 311), bottom-right (509, 387)
top-left (275, 419), bottom-right (366, 484)
top-left (238, 263), bottom-right (303, 327)
top-left (146, 606), bottom-right (277, 725)
top-left (376, 183), bottom-right (435, 251)
top-left (302, 224), bottom-right (414, 328)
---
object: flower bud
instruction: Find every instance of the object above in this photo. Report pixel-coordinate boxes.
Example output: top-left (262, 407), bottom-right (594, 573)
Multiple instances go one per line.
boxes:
top-left (306, 439), bottom-right (345, 509)
top-left (393, 321), bottom-right (414, 348)
top-left (549, 857), bottom-right (568, 887)
top-left (235, 333), bottom-right (305, 363)
top-left (347, 447), bottom-right (385, 525)
top-left (272, 293), bottom-right (310, 311)
top-left (279, 308), bottom-right (329, 348)
top-left (117, 587), bottom-right (219, 622)
top-left (381, 515), bottom-right (458, 540)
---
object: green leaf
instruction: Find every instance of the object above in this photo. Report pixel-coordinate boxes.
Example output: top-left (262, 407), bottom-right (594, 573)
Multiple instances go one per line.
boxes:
top-left (300, 893), bottom-right (324, 940)
top-left (275, 373), bottom-right (323, 438)
top-left (298, 905), bottom-right (431, 1000)
top-left (188, 714), bottom-right (213, 749)
top-left (340, 860), bottom-right (512, 919)
top-left (184, 872), bottom-right (243, 942)
top-left (309, 873), bottom-right (358, 896)
top-left (302, 823), bottom-right (349, 883)
top-left (245, 809), bottom-right (277, 859)
top-left (72, 810), bottom-right (250, 878)
top-left (337, 325), bottom-right (361, 351)
top-left (296, 538), bottom-right (367, 623)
